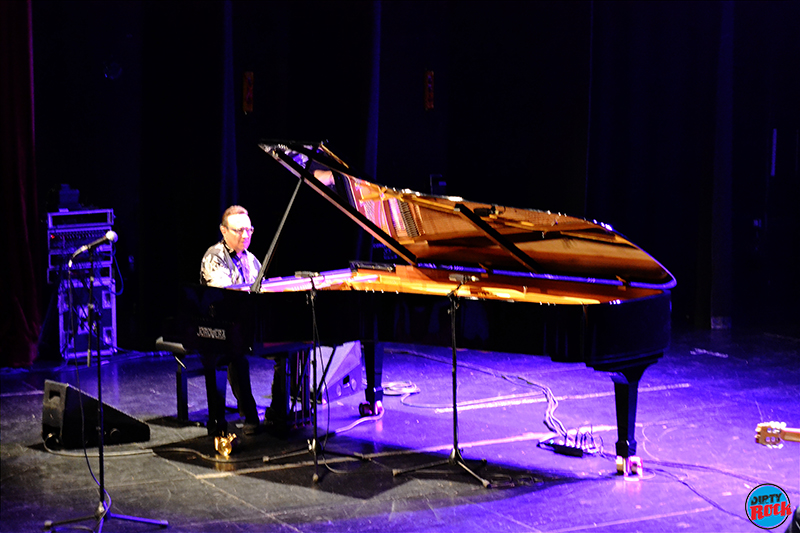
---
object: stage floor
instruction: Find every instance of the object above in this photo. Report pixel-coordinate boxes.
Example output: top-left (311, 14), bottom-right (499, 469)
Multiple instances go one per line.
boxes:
top-left (1, 328), bottom-right (798, 532)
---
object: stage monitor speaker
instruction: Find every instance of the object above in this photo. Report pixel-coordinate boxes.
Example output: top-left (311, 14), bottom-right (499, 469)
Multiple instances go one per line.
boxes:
top-left (312, 341), bottom-right (364, 402)
top-left (42, 380), bottom-right (150, 449)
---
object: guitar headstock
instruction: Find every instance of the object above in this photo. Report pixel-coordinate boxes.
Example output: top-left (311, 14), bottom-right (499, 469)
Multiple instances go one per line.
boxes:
top-left (755, 421), bottom-right (786, 448)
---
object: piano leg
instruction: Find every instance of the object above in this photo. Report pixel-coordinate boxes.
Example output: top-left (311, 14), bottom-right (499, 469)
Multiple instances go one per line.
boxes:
top-left (360, 341), bottom-right (384, 416)
top-left (270, 354), bottom-right (293, 425)
top-left (610, 362), bottom-right (652, 476)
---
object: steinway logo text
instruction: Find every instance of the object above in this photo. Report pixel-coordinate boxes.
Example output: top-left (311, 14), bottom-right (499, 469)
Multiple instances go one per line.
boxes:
top-left (197, 326), bottom-right (226, 340)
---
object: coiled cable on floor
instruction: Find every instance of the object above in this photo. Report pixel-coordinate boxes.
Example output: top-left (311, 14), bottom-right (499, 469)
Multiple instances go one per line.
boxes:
top-left (383, 380), bottom-right (421, 405)
top-left (387, 348), bottom-right (575, 440)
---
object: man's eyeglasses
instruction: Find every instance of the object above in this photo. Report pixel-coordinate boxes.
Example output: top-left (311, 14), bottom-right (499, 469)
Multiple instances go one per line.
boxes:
top-left (226, 226), bottom-right (255, 236)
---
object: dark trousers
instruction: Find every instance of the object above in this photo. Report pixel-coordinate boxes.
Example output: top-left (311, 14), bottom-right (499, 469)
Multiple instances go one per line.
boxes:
top-left (203, 353), bottom-right (259, 435)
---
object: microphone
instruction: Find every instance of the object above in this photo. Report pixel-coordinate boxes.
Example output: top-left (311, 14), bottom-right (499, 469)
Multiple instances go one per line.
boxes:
top-left (68, 230), bottom-right (118, 267)
top-left (294, 271), bottom-right (320, 279)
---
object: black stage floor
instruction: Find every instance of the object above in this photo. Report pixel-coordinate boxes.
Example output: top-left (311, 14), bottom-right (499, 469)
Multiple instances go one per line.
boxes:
top-left (1, 328), bottom-right (798, 532)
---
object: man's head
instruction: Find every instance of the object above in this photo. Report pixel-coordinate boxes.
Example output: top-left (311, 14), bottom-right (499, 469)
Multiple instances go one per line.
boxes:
top-left (220, 205), bottom-right (254, 254)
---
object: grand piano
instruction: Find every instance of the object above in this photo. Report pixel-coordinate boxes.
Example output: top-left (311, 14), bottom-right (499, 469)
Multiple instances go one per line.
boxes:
top-left (178, 140), bottom-right (675, 475)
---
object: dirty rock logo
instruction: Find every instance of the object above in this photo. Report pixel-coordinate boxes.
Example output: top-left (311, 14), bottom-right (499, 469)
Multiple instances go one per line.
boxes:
top-left (746, 483), bottom-right (791, 529)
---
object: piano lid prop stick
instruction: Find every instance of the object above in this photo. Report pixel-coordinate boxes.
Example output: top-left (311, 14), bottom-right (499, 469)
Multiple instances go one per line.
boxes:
top-left (250, 175), bottom-right (305, 293)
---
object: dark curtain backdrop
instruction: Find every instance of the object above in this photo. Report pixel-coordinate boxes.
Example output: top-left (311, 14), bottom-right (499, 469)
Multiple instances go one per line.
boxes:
top-left (8, 0), bottom-right (799, 365)
top-left (1, 0), bottom-right (40, 368)
top-left (444, 1), bottom-right (592, 215)
top-left (731, 1), bottom-right (800, 332)
top-left (587, 1), bottom-right (723, 328)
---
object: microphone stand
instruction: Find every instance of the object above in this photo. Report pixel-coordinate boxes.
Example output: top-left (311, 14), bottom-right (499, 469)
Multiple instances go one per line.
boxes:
top-left (308, 276), bottom-right (322, 483)
top-left (392, 277), bottom-right (491, 487)
top-left (45, 248), bottom-right (168, 532)
top-left (261, 272), bottom-right (366, 482)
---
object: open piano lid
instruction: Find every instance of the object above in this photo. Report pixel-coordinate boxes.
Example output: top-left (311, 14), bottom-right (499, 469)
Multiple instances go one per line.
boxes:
top-left (260, 141), bottom-right (676, 290)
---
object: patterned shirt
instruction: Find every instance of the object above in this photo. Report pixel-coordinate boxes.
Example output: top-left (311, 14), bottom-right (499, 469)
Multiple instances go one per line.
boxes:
top-left (200, 241), bottom-right (262, 288)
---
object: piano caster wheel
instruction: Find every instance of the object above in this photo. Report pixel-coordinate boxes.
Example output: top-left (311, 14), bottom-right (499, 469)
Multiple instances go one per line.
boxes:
top-left (359, 400), bottom-right (384, 417)
top-left (616, 456), bottom-right (643, 477)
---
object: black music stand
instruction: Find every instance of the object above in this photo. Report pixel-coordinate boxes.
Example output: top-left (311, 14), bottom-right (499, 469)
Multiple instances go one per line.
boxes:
top-left (393, 278), bottom-right (491, 488)
top-left (45, 249), bottom-right (168, 532)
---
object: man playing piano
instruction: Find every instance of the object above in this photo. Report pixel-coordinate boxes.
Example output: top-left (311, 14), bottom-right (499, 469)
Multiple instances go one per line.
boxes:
top-left (199, 205), bottom-right (265, 436)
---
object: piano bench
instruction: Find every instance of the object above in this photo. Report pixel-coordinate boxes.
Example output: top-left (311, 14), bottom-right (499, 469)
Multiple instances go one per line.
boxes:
top-left (155, 336), bottom-right (228, 423)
